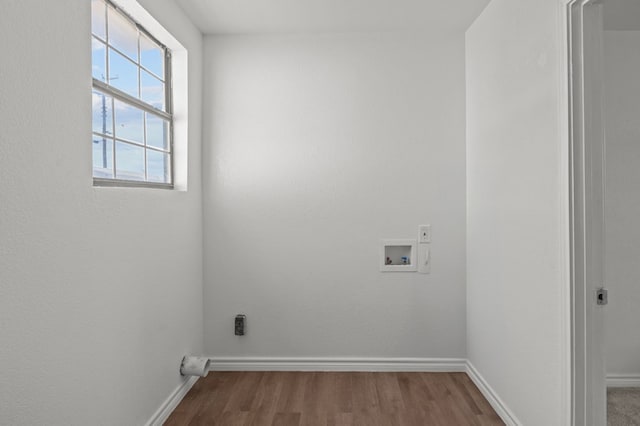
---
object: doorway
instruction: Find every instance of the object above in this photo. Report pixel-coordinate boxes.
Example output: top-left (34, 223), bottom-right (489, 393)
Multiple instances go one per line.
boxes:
top-left (569, 0), bottom-right (640, 424)
top-left (601, 1), bottom-right (640, 423)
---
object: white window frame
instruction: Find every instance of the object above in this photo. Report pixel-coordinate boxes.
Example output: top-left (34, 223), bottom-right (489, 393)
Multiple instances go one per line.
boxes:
top-left (92, 0), bottom-right (174, 189)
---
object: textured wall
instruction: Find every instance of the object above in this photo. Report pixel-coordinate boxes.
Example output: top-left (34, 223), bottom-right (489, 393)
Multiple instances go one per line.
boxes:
top-left (0, 1), bottom-right (203, 424)
top-left (466, 0), bottom-right (567, 424)
top-left (202, 32), bottom-right (467, 360)
top-left (604, 30), bottom-right (640, 377)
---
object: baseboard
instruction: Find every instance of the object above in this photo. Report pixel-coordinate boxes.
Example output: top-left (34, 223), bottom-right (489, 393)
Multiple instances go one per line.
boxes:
top-left (465, 361), bottom-right (521, 426)
top-left (145, 375), bottom-right (199, 426)
top-left (607, 374), bottom-right (640, 388)
top-left (208, 357), bottom-right (467, 372)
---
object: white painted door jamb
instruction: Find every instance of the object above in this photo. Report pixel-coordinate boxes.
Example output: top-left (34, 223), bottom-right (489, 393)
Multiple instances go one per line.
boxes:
top-left (566, 0), bottom-right (607, 424)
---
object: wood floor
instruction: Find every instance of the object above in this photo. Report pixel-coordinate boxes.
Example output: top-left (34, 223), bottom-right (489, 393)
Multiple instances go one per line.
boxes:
top-left (165, 371), bottom-right (504, 426)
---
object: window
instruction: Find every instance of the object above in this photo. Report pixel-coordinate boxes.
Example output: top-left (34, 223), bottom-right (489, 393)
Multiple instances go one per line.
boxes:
top-left (91, 0), bottom-right (173, 187)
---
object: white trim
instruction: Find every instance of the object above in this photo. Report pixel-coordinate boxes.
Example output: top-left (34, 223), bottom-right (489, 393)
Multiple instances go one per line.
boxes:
top-left (465, 361), bottom-right (522, 426)
top-left (145, 376), bottom-right (199, 426)
top-left (567, 1), bottom-right (608, 425)
top-left (208, 357), bottom-right (466, 372)
top-left (557, 1), bottom-right (573, 425)
top-left (607, 375), bottom-right (640, 388)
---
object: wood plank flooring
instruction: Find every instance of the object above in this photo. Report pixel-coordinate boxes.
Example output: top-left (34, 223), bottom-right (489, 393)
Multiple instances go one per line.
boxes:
top-left (165, 372), bottom-right (504, 426)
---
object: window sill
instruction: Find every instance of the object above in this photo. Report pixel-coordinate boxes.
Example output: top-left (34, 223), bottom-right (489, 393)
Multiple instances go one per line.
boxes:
top-left (93, 177), bottom-right (173, 190)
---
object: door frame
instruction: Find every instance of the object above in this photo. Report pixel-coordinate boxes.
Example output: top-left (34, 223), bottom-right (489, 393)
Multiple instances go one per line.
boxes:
top-left (566, 0), bottom-right (607, 424)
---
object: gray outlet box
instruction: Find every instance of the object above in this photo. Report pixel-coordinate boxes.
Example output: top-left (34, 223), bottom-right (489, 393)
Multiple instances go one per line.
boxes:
top-left (235, 314), bottom-right (246, 336)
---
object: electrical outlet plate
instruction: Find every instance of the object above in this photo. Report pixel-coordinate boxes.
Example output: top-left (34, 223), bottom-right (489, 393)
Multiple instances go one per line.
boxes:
top-left (419, 225), bottom-right (431, 243)
top-left (235, 315), bottom-right (246, 336)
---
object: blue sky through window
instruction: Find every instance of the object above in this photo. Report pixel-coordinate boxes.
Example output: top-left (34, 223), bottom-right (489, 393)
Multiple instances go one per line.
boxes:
top-left (109, 49), bottom-right (138, 97)
top-left (91, 0), bottom-right (170, 184)
top-left (114, 100), bottom-right (144, 143)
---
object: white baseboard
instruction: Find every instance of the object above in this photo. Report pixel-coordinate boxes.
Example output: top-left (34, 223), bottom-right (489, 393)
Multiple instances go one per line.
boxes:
top-left (208, 357), bottom-right (467, 372)
top-left (145, 375), bottom-right (199, 426)
top-left (465, 361), bottom-right (521, 426)
top-left (607, 374), bottom-right (640, 388)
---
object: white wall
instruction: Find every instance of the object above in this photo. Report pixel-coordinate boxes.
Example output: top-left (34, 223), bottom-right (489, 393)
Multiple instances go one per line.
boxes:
top-left (604, 0), bottom-right (640, 31)
top-left (466, 0), bottom-right (566, 424)
top-left (0, 1), bottom-right (203, 425)
top-left (202, 32), bottom-right (467, 359)
top-left (603, 30), bottom-right (640, 377)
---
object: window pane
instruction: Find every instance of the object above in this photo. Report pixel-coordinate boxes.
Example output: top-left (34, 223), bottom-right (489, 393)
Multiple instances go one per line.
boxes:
top-left (146, 113), bottom-right (168, 150)
top-left (115, 142), bottom-right (145, 181)
top-left (91, 2), bottom-right (172, 186)
top-left (108, 49), bottom-right (138, 98)
top-left (92, 137), bottom-right (113, 178)
top-left (147, 150), bottom-right (170, 183)
top-left (140, 34), bottom-right (164, 79)
top-left (92, 37), bottom-right (106, 81)
top-left (107, 6), bottom-right (138, 62)
top-left (114, 100), bottom-right (144, 143)
top-left (91, 0), bottom-right (106, 40)
top-left (92, 91), bottom-right (113, 136)
top-left (140, 70), bottom-right (165, 111)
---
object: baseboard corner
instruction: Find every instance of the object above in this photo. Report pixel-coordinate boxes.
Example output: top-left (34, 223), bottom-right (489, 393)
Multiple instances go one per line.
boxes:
top-left (145, 375), bottom-right (199, 426)
top-left (465, 361), bottom-right (521, 426)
